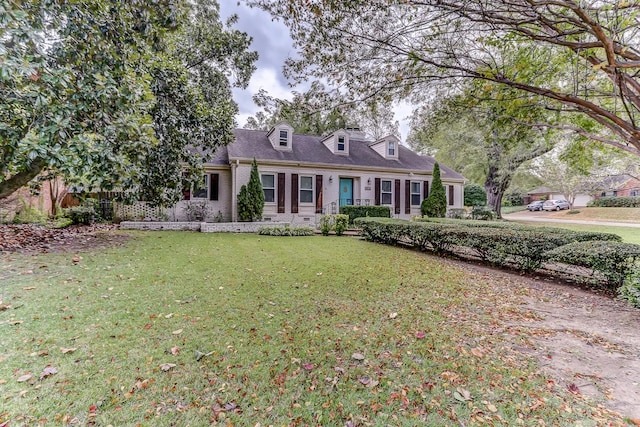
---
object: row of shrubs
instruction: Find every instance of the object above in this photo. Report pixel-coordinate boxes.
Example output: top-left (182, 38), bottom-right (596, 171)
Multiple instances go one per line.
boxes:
top-left (588, 196), bottom-right (640, 208)
top-left (258, 225), bottom-right (315, 236)
top-left (354, 217), bottom-right (640, 297)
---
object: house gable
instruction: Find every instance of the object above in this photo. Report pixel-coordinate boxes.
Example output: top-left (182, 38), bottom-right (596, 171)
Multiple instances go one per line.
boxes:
top-left (321, 129), bottom-right (350, 156)
top-left (266, 122), bottom-right (294, 152)
top-left (369, 135), bottom-right (400, 160)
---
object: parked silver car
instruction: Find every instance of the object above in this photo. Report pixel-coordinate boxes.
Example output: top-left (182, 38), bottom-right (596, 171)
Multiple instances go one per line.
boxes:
top-left (526, 200), bottom-right (544, 211)
top-left (542, 199), bottom-right (570, 211)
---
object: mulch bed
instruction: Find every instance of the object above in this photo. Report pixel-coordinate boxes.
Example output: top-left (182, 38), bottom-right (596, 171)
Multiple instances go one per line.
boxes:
top-left (0, 224), bottom-right (126, 253)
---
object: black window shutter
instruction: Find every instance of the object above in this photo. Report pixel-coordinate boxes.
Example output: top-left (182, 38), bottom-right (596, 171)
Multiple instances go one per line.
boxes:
top-left (394, 179), bottom-right (401, 214)
top-left (423, 181), bottom-right (429, 199)
top-left (315, 175), bottom-right (323, 214)
top-left (291, 173), bottom-right (299, 213)
top-left (209, 174), bottom-right (219, 201)
top-left (278, 173), bottom-right (286, 213)
top-left (448, 185), bottom-right (454, 206)
top-left (375, 178), bottom-right (381, 206)
top-left (405, 180), bottom-right (411, 214)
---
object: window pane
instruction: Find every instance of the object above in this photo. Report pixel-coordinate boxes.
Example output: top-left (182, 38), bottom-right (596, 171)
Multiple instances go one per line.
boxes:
top-left (264, 189), bottom-right (275, 203)
top-left (301, 176), bottom-right (313, 190)
top-left (279, 130), bottom-right (288, 146)
top-left (411, 194), bottom-right (421, 206)
top-left (300, 189), bottom-right (313, 203)
top-left (261, 174), bottom-right (274, 187)
top-left (192, 175), bottom-right (208, 198)
top-left (411, 182), bottom-right (420, 193)
top-left (382, 193), bottom-right (392, 205)
top-left (381, 180), bottom-right (391, 192)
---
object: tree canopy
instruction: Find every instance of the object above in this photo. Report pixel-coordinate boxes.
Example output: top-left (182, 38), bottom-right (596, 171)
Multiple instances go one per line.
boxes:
top-left (250, 0), bottom-right (640, 154)
top-left (0, 0), bottom-right (257, 205)
top-left (244, 82), bottom-right (400, 139)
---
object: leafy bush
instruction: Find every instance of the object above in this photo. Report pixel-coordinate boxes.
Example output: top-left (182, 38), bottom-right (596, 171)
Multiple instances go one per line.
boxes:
top-left (446, 208), bottom-right (466, 219)
top-left (334, 214), bottom-right (349, 236)
top-left (470, 205), bottom-right (497, 221)
top-left (184, 200), bottom-right (210, 221)
top-left (619, 271), bottom-right (640, 308)
top-left (65, 205), bottom-right (95, 225)
top-left (339, 205), bottom-right (391, 224)
top-left (354, 217), bottom-right (409, 246)
top-left (588, 196), bottom-right (640, 207)
top-left (546, 241), bottom-right (640, 289)
top-left (319, 215), bottom-right (333, 236)
top-left (12, 203), bottom-right (48, 225)
top-left (258, 225), bottom-right (314, 236)
top-left (464, 184), bottom-right (486, 206)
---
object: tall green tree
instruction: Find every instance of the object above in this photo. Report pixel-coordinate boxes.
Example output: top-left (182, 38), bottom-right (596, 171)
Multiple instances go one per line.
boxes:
top-left (238, 158), bottom-right (264, 221)
top-left (250, 0), bottom-right (640, 155)
top-left (0, 1), bottom-right (256, 205)
top-left (421, 163), bottom-right (447, 218)
top-left (244, 83), bottom-right (399, 138)
top-left (410, 82), bottom-right (556, 217)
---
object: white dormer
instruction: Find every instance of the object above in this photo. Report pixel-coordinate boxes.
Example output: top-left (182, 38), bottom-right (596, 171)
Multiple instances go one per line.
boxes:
top-left (369, 134), bottom-right (400, 160)
top-left (321, 129), bottom-right (350, 155)
top-left (267, 122), bottom-right (294, 151)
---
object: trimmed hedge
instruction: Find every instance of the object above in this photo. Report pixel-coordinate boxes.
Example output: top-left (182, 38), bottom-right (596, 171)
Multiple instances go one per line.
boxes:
top-left (258, 226), bottom-right (315, 236)
top-left (588, 196), bottom-right (640, 207)
top-left (339, 205), bottom-right (391, 225)
top-left (354, 217), bottom-right (626, 273)
top-left (546, 241), bottom-right (640, 289)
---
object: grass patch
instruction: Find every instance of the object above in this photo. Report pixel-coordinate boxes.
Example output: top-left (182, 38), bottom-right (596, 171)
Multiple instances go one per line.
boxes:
top-left (0, 232), bottom-right (625, 425)
top-left (512, 221), bottom-right (640, 245)
top-left (539, 207), bottom-right (640, 223)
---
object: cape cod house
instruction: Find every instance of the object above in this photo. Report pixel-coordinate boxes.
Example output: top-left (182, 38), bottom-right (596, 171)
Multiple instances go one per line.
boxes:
top-left (173, 123), bottom-right (465, 223)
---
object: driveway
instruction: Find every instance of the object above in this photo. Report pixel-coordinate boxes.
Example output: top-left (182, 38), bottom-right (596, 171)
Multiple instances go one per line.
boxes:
top-left (503, 211), bottom-right (640, 228)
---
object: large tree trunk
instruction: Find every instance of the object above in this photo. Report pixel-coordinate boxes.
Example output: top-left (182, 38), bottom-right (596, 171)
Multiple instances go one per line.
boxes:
top-left (0, 158), bottom-right (46, 201)
top-left (484, 164), bottom-right (510, 219)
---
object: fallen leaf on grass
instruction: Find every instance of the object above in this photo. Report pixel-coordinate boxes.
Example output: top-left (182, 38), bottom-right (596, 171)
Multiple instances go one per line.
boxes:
top-left (60, 347), bottom-right (77, 354)
top-left (160, 363), bottom-right (176, 372)
top-left (23, 287), bottom-right (36, 290)
top-left (567, 383), bottom-right (580, 394)
top-left (17, 373), bottom-right (32, 382)
top-left (351, 353), bottom-right (365, 361)
top-left (470, 347), bottom-right (485, 357)
top-left (453, 388), bottom-right (472, 402)
top-left (389, 312), bottom-right (398, 319)
top-left (302, 363), bottom-right (315, 371)
top-left (415, 331), bottom-right (426, 339)
top-left (143, 323), bottom-right (153, 330)
top-left (170, 346), bottom-right (180, 355)
top-left (9, 320), bottom-right (23, 325)
top-left (40, 366), bottom-right (58, 380)
top-left (172, 329), bottom-right (182, 335)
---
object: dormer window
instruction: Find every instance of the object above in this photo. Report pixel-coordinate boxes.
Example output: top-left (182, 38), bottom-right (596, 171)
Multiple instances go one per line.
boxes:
top-left (388, 141), bottom-right (395, 156)
top-left (369, 134), bottom-right (400, 159)
top-left (279, 130), bottom-right (288, 147)
top-left (337, 136), bottom-right (346, 152)
top-left (321, 130), bottom-right (349, 155)
top-left (268, 122), bottom-right (294, 151)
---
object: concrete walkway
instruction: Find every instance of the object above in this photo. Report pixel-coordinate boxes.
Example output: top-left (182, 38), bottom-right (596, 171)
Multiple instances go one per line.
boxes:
top-left (503, 212), bottom-right (640, 228)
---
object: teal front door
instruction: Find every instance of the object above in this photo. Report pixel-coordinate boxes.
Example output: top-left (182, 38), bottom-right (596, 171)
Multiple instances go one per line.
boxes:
top-left (339, 178), bottom-right (353, 206)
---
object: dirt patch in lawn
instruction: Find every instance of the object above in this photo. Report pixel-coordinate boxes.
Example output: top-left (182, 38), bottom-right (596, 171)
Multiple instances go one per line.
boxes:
top-left (444, 257), bottom-right (640, 420)
top-left (0, 224), bottom-right (129, 254)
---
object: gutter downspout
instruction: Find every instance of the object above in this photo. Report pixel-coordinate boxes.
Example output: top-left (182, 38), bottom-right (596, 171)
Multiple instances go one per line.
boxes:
top-left (231, 159), bottom-right (239, 222)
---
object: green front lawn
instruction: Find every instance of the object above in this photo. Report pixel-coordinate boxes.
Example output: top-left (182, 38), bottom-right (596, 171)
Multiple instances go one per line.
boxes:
top-left (0, 232), bottom-right (625, 425)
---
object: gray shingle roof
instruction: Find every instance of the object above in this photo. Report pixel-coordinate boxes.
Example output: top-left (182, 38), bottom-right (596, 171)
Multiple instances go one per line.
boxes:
top-left (206, 128), bottom-right (464, 180)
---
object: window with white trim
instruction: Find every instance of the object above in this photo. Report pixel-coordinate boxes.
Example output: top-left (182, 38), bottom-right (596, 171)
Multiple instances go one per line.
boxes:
top-left (411, 181), bottom-right (421, 206)
top-left (337, 136), bottom-right (346, 152)
top-left (300, 176), bottom-right (314, 203)
top-left (388, 141), bottom-right (395, 156)
top-left (261, 174), bottom-right (275, 203)
top-left (192, 175), bottom-right (208, 199)
top-left (279, 130), bottom-right (288, 146)
top-left (381, 180), bottom-right (392, 205)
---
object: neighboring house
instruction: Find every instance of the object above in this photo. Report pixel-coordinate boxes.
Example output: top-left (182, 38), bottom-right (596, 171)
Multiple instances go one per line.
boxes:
top-left (525, 186), bottom-right (592, 207)
top-left (171, 123), bottom-right (465, 223)
top-left (594, 174), bottom-right (640, 198)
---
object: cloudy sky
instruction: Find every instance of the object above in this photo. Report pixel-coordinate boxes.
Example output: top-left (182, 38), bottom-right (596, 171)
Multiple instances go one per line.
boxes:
top-left (218, 1), bottom-right (413, 140)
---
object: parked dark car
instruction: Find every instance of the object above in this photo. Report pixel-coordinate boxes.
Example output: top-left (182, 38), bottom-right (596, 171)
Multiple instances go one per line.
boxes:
top-left (543, 199), bottom-right (570, 211)
top-left (526, 201), bottom-right (544, 211)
